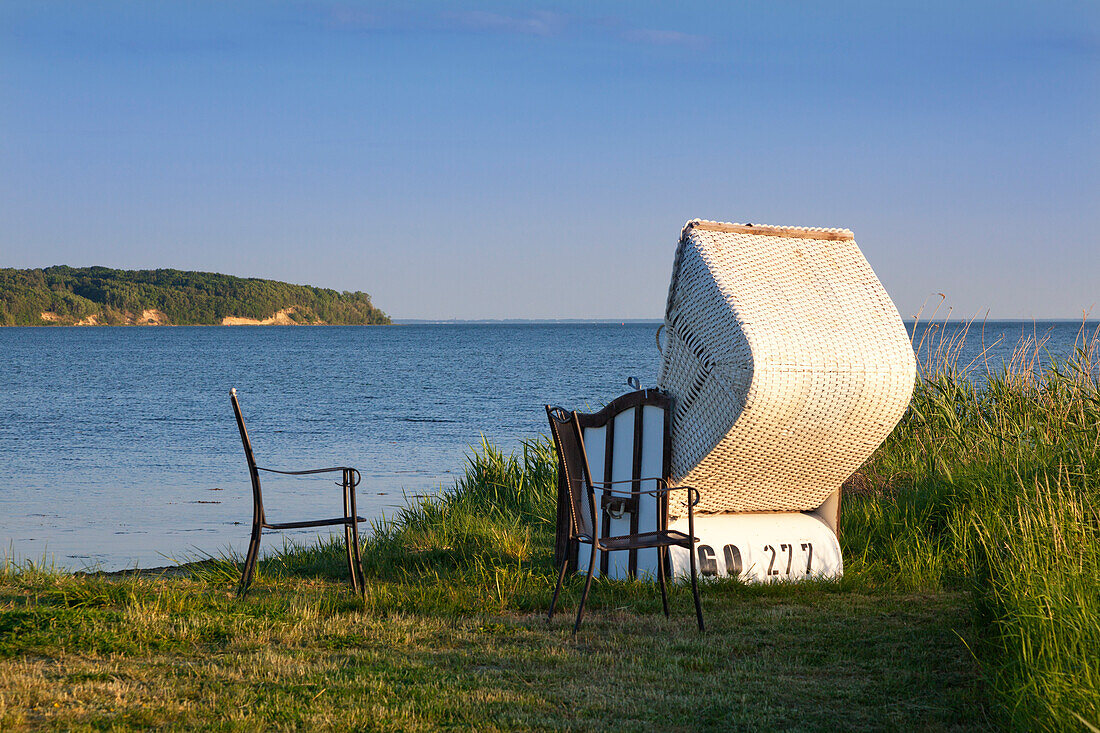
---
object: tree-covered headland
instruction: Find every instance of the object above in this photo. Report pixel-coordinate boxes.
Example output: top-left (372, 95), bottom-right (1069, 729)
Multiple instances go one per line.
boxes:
top-left (0, 266), bottom-right (390, 326)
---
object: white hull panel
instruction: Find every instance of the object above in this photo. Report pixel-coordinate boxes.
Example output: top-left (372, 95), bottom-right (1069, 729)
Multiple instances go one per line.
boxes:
top-left (667, 512), bottom-right (842, 582)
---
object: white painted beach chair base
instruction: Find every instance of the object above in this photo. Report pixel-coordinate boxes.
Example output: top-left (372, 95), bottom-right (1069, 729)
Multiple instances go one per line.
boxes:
top-left (578, 510), bottom-right (842, 583)
top-left (666, 512), bottom-right (843, 582)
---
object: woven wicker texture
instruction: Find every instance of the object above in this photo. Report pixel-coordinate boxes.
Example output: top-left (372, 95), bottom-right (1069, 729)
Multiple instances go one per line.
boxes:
top-left (658, 219), bottom-right (916, 515)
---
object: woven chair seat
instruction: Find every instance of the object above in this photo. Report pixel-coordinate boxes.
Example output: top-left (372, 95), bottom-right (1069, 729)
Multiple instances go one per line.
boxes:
top-left (598, 529), bottom-right (694, 551)
top-left (658, 219), bottom-right (916, 515)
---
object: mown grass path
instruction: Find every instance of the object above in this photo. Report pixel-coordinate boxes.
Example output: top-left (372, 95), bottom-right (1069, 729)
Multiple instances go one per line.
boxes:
top-left (0, 570), bottom-right (981, 731)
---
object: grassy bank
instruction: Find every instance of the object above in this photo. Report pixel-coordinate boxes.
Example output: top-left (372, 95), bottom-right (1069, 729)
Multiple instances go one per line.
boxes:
top-left (2, 328), bottom-right (1098, 730)
top-left (842, 324), bottom-right (1100, 730)
top-left (0, 443), bottom-right (983, 731)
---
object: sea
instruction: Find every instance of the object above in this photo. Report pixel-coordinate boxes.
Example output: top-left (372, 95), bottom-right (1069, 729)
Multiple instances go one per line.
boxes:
top-left (1, 320), bottom-right (1095, 571)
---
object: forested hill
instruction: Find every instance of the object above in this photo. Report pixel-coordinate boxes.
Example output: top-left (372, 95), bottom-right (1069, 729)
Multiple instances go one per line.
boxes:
top-left (0, 266), bottom-right (390, 326)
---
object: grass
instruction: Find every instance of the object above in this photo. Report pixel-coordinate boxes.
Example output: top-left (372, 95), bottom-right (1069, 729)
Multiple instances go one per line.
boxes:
top-left (0, 563), bottom-right (980, 731)
top-left (842, 319), bottom-right (1100, 730)
top-left (1, 322), bottom-right (1098, 730)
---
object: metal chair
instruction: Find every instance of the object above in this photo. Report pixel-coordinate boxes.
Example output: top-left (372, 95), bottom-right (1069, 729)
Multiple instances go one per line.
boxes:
top-left (230, 388), bottom-right (366, 597)
top-left (545, 405), bottom-right (705, 634)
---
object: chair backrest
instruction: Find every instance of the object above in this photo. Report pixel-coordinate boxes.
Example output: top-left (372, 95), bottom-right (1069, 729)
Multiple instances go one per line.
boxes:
top-left (230, 388), bottom-right (264, 519)
top-left (575, 389), bottom-right (671, 577)
top-left (545, 406), bottom-right (597, 541)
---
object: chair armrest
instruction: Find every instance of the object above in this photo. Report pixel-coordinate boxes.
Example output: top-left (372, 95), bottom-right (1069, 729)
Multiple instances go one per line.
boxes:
top-left (591, 477), bottom-right (667, 487)
top-left (256, 466), bottom-right (362, 490)
top-left (587, 479), bottom-right (701, 504)
top-left (256, 466), bottom-right (354, 476)
top-left (588, 477), bottom-right (666, 496)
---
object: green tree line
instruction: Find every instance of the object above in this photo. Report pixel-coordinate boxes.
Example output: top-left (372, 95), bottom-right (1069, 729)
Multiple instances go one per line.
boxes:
top-left (0, 266), bottom-right (390, 326)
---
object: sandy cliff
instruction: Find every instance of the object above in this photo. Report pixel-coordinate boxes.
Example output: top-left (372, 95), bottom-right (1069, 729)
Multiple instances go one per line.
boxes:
top-left (220, 307), bottom-right (322, 326)
top-left (36, 306), bottom-right (326, 326)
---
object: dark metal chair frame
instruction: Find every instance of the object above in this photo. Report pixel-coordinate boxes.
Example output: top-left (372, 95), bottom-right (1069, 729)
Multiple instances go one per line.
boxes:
top-left (545, 405), bottom-right (705, 634)
top-left (554, 389), bottom-right (673, 578)
top-left (230, 388), bottom-right (366, 597)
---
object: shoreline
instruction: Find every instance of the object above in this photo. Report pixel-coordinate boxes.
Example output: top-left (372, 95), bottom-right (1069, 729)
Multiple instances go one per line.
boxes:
top-left (6, 318), bottom-right (1098, 327)
top-left (0, 322), bottom-right (393, 328)
top-left (74, 558), bottom-right (224, 578)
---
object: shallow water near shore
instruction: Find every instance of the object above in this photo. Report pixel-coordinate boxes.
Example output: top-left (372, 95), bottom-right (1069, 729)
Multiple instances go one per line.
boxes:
top-left (0, 320), bottom-right (1093, 570)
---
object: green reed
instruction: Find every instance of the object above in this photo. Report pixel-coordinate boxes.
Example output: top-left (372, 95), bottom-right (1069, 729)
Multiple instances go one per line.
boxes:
top-left (844, 317), bottom-right (1100, 731)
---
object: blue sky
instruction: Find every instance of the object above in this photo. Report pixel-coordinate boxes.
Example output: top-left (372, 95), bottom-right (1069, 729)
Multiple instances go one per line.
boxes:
top-left (2, 2), bottom-right (1097, 319)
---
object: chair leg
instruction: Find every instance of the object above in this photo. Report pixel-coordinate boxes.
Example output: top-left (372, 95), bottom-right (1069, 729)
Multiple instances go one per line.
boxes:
top-left (343, 523), bottom-right (359, 594)
top-left (342, 475), bottom-right (360, 595)
top-left (350, 519), bottom-right (366, 594)
top-left (688, 542), bottom-right (705, 632)
top-left (548, 552), bottom-right (570, 622)
top-left (346, 470), bottom-right (366, 594)
top-left (238, 522), bottom-right (262, 598)
top-left (572, 543), bottom-right (598, 636)
top-left (657, 546), bottom-right (670, 618)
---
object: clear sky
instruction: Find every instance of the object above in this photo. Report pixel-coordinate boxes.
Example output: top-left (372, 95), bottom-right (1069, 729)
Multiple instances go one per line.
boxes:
top-left (2, 2), bottom-right (1097, 320)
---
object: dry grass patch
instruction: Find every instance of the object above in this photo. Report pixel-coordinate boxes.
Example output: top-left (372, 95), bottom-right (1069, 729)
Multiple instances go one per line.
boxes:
top-left (0, 574), bottom-right (982, 731)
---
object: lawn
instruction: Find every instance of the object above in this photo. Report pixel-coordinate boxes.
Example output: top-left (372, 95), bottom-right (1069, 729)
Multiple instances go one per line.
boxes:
top-left (1, 562), bottom-right (981, 731)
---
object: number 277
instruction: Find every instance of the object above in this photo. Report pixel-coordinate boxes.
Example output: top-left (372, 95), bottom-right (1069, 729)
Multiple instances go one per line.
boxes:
top-left (762, 543), bottom-right (813, 576)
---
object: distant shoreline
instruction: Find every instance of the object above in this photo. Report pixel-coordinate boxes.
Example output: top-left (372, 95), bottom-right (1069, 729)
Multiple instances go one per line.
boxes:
top-left (0, 323), bottom-right (394, 328)
top-left (392, 318), bottom-right (664, 325)
top-left (1, 266), bottom-right (390, 326)
top-left (4, 318), bottom-right (1098, 328)
top-left (393, 318), bottom-right (1099, 325)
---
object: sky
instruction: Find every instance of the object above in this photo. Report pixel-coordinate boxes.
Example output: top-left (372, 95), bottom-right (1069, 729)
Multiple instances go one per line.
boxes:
top-left (1, 2), bottom-right (1098, 320)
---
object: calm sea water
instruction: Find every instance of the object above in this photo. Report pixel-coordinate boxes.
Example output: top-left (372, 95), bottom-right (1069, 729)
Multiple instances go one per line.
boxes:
top-left (1, 321), bottom-right (1094, 571)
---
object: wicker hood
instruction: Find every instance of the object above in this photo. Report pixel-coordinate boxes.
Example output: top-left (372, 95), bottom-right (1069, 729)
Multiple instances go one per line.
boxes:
top-left (658, 219), bottom-right (916, 514)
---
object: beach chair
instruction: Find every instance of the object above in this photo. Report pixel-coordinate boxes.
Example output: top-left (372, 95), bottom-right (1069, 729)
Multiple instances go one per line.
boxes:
top-left (229, 388), bottom-right (366, 597)
top-left (545, 404), bottom-right (704, 634)
top-left (655, 219), bottom-right (916, 580)
top-left (546, 219), bottom-right (914, 586)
